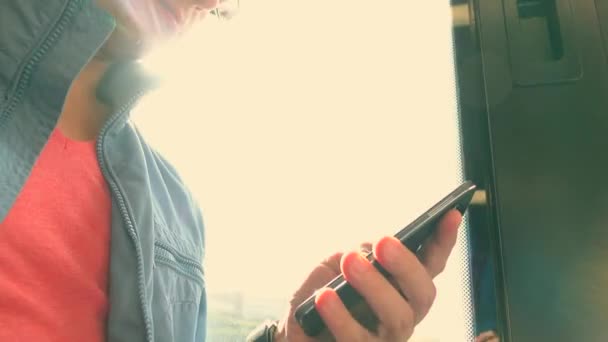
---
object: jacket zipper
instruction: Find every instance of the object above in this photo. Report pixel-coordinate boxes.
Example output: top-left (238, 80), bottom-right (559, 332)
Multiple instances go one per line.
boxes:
top-left (0, 0), bottom-right (81, 128)
top-left (154, 242), bottom-right (205, 285)
top-left (96, 90), bottom-right (153, 342)
top-left (1, 0), bottom-right (153, 338)
top-left (154, 253), bottom-right (204, 285)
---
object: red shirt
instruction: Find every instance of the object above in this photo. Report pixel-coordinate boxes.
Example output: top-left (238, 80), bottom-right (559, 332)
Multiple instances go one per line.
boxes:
top-left (0, 128), bottom-right (111, 341)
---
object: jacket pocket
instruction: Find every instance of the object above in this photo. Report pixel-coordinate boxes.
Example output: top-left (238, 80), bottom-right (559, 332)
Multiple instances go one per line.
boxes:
top-left (152, 242), bottom-right (205, 342)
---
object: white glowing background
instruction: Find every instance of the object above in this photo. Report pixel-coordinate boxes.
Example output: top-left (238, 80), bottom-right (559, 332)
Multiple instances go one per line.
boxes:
top-left (133, 1), bottom-right (471, 340)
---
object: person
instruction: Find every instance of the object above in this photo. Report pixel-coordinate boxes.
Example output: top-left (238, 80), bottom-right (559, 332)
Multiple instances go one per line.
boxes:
top-left (0, 0), bottom-right (464, 341)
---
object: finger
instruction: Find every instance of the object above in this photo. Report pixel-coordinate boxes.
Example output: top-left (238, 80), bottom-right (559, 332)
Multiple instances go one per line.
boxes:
top-left (475, 331), bottom-right (500, 342)
top-left (359, 242), bottom-right (373, 255)
top-left (341, 251), bottom-right (415, 339)
top-left (374, 236), bottom-right (436, 324)
top-left (315, 288), bottom-right (372, 342)
top-left (420, 209), bottom-right (462, 277)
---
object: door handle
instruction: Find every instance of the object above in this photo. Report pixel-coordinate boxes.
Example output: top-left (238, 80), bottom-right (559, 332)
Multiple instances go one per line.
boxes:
top-left (504, 0), bottom-right (582, 86)
top-left (517, 0), bottom-right (564, 61)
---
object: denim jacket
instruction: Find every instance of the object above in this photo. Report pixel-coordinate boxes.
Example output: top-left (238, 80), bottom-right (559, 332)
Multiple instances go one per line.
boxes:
top-left (0, 1), bottom-right (207, 341)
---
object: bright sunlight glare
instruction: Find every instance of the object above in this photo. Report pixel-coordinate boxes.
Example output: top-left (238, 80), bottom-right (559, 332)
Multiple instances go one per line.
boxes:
top-left (133, 1), bottom-right (472, 340)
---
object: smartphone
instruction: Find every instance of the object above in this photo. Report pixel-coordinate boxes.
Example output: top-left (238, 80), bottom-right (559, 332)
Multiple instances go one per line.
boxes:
top-left (294, 181), bottom-right (477, 337)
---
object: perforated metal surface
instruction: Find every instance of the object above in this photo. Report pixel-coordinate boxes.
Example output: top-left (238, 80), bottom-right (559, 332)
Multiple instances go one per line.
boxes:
top-left (452, 15), bottom-right (476, 341)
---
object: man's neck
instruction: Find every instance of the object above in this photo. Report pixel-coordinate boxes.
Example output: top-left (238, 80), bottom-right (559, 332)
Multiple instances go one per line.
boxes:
top-left (57, 58), bottom-right (112, 141)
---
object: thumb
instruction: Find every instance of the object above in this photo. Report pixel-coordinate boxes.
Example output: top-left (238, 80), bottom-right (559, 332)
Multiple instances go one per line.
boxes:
top-left (289, 242), bottom-right (373, 307)
top-left (359, 242), bottom-right (373, 255)
top-left (288, 252), bottom-right (343, 309)
top-left (279, 253), bottom-right (344, 342)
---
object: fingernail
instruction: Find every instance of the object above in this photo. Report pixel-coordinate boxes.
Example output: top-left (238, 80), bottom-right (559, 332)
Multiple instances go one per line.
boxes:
top-left (348, 253), bottom-right (369, 274)
top-left (315, 289), bottom-right (337, 312)
top-left (379, 238), bottom-right (400, 262)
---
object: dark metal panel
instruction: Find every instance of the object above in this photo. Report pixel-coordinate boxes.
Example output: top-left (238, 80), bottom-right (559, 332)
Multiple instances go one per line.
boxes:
top-left (598, 0), bottom-right (608, 61)
top-left (476, 0), bottom-right (608, 340)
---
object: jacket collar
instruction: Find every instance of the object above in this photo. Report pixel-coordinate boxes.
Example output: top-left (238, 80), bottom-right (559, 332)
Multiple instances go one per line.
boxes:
top-left (96, 60), bottom-right (161, 128)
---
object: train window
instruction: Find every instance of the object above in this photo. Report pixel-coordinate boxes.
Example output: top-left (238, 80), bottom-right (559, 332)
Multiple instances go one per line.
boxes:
top-left (133, 1), bottom-right (475, 340)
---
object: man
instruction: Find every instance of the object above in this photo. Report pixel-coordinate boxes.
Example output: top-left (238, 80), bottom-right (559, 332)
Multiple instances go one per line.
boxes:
top-left (0, 0), bottom-right (463, 341)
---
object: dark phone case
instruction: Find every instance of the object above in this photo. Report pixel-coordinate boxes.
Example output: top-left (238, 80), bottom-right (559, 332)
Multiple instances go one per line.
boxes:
top-left (294, 181), bottom-right (477, 337)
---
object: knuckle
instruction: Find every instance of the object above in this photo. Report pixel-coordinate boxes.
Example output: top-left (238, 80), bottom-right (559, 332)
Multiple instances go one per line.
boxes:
top-left (348, 331), bottom-right (370, 342)
top-left (425, 282), bottom-right (437, 310)
top-left (417, 282), bottom-right (437, 322)
top-left (434, 259), bottom-right (447, 275)
top-left (387, 305), bottom-right (415, 338)
top-left (427, 259), bottom-right (446, 278)
top-left (357, 334), bottom-right (370, 342)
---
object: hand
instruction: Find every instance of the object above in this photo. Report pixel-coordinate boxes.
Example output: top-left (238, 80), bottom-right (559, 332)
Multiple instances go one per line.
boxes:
top-left (475, 331), bottom-right (500, 342)
top-left (274, 210), bottom-right (463, 342)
